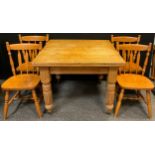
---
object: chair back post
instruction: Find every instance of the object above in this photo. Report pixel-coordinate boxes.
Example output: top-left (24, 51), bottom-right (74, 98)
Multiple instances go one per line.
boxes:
top-left (111, 35), bottom-right (114, 45)
top-left (137, 35), bottom-right (141, 44)
top-left (142, 43), bottom-right (152, 75)
top-left (19, 34), bottom-right (22, 43)
top-left (6, 42), bottom-right (16, 76)
top-left (46, 34), bottom-right (49, 42)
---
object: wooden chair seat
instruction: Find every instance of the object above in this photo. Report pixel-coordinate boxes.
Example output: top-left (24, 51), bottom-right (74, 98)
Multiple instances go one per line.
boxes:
top-left (1, 74), bottom-right (40, 90)
top-left (16, 62), bottom-right (34, 72)
top-left (119, 62), bottom-right (143, 73)
top-left (117, 74), bottom-right (154, 90)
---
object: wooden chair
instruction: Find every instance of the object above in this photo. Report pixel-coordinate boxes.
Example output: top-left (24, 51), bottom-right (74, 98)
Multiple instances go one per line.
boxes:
top-left (19, 34), bottom-right (60, 81)
top-left (99, 35), bottom-right (141, 81)
top-left (114, 43), bottom-right (154, 119)
top-left (1, 42), bottom-right (43, 120)
top-left (19, 34), bottom-right (49, 46)
top-left (111, 35), bottom-right (144, 74)
top-left (17, 34), bottom-right (49, 73)
top-left (111, 35), bottom-right (141, 46)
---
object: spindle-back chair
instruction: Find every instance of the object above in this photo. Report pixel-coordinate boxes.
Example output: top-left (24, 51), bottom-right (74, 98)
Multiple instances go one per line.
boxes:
top-left (1, 42), bottom-right (43, 120)
top-left (18, 34), bottom-right (49, 73)
top-left (111, 35), bottom-right (141, 45)
top-left (114, 43), bottom-right (154, 119)
top-left (19, 34), bottom-right (49, 45)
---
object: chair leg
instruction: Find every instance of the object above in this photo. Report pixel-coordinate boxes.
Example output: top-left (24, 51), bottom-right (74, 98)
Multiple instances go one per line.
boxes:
top-left (32, 90), bottom-right (42, 118)
top-left (115, 84), bottom-right (120, 101)
top-left (114, 89), bottom-right (124, 117)
top-left (146, 90), bottom-right (152, 119)
top-left (3, 91), bottom-right (10, 120)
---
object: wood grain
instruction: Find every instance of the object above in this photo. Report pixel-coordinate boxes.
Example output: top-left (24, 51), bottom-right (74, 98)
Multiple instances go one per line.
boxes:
top-left (33, 40), bottom-right (125, 113)
top-left (2, 43), bottom-right (42, 120)
top-left (19, 34), bottom-right (49, 44)
top-left (32, 40), bottom-right (125, 67)
top-left (40, 67), bottom-right (54, 112)
top-left (111, 35), bottom-right (141, 44)
top-left (115, 43), bottom-right (154, 118)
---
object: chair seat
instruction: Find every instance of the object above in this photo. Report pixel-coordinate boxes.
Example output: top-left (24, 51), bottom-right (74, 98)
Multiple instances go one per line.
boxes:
top-left (16, 62), bottom-right (35, 72)
top-left (117, 74), bottom-right (154, 90)
top-left (1, 74), bottom-right (40, 90)
top-left (119, 62), bottom-right (142, 73)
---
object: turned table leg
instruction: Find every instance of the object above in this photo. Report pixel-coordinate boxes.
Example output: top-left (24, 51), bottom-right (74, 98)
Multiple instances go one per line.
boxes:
top-left (105, 67), bottom-right (118, 113)
top-left (40, 67), bottom-right (53, 112)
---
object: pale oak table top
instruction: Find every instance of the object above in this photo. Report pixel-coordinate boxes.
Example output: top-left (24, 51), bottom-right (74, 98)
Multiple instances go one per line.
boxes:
top-left (32, 40), bottom-right (125, 67)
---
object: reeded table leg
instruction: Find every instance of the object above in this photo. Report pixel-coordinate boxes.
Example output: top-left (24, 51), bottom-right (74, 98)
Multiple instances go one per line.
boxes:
top-left (40, 67), bottom-right (53, 112)
top-left (105, 67), bottom-right (118, 113)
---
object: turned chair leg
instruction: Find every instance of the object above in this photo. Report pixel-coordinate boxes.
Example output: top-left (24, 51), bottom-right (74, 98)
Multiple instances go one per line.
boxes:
top-left (3, 91), bottom-right (10, 120)
top-left (114, 89), bottom-right (124, 117)
top-left (146, 90), bottom-right (152, 119)
top-left (32, 90), bottom-right (42, 118)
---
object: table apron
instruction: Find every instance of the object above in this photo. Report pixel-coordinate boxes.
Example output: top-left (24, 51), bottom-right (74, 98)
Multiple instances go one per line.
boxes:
top-left (49, 67), bottom-right (114, 74)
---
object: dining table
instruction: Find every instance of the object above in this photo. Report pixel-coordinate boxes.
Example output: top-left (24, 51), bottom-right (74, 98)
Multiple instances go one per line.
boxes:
top-left (32, 40), bottom-right (125, 113)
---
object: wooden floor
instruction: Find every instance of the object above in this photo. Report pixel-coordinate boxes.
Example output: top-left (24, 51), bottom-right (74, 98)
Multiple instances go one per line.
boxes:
top-left (0, 79), bottom-right (155, 121)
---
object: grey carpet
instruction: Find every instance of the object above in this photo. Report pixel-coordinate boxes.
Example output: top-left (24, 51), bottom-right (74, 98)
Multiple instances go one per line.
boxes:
top-left (0, 79), bottom-right (155, 121)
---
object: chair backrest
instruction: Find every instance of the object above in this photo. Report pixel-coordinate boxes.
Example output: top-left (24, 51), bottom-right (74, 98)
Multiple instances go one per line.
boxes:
top-left (19, 34), bottom-right (49, 47)
top-left (6, 42), bottom-right (42, 75)
top-left (111, 35), bottom-right (141, 47)
top-left (116, 43), bottom-right (152, 75)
